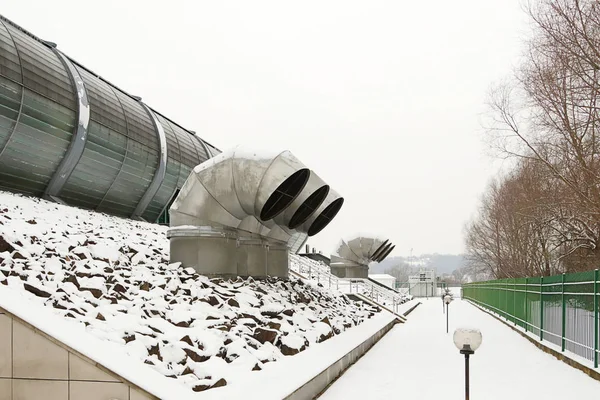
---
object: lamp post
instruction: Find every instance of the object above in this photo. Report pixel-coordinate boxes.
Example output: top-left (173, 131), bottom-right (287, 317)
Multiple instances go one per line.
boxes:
top-left (453, 328), bottom-right (483, 400)
top-left (442, 291), bottom-right (446, 314)
top-left (444, 295), bottom-right (452, 333)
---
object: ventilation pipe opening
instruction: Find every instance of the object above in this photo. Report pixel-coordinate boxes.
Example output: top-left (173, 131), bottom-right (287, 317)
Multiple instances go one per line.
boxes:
top-left (371, 240), bottom-right (390, 260)
top-left (374, 243), bottom-right (393, 262)
top-left (378, 244), bottom-right (395, 262)
top-left (307, 197), bottom-right (344, 236)
top-left (260, 168), bottom-right (310, 221)
top-left (288, 185), bottom-right (329, 229)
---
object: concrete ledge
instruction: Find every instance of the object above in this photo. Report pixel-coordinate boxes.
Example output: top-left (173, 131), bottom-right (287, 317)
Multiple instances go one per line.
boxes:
top-left (284, 317), bottom-right (398, 399)
top-left (403, 301), bottom-right (422, 317)
top-left (467, 300), bottom-right (600, 382)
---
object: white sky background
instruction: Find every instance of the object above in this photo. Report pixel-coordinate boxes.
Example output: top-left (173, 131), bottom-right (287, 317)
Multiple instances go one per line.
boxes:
top-left (3, 0), bottom-right (528, 256)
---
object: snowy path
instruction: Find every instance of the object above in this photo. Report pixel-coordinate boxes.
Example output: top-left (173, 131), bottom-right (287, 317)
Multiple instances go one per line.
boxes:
top-left (321, 298), bottom-right (600, 399)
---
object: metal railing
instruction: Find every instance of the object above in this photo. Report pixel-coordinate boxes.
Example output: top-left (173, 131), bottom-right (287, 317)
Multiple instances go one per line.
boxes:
top-left (289, 254), bottom-right (410, 312)
top-left (463, 270), bottom-right (599, 368)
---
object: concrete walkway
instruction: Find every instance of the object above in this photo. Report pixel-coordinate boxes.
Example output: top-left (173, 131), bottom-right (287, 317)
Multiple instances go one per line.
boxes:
top-left (321, 297), bottom-right (600, 399)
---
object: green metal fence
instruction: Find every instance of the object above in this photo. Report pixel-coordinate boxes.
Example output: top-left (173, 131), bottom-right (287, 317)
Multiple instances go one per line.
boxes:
top-left (462, 270), bottom-right (599, 368)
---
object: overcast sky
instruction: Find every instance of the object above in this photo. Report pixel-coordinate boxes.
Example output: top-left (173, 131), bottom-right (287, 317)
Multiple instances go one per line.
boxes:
top-left (3, 0), bottom-right (528, 257)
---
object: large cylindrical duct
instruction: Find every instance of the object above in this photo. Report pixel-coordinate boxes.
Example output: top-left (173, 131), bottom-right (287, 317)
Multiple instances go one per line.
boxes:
top-left (330, 235), bottom-right (394, 278)
top-left (168, 147), bottom-right (342, 279)
top-left (301, 190), bottom-right (344, 237)
top-left (170, 147), bottom-right (309, 229)
top-left (168, 147), bottom-right (311, 278)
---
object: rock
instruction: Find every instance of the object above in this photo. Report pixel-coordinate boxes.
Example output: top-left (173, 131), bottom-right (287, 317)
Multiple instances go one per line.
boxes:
top-left (74, 253), bottom-right (87, 260)
top-left (280, 343), bottom-right (303, 356)
top-left (211, 378), bottom-right (227, 388)
top-left (206, 295), bottom-right (220, 306)
top-left (123, 335), bottom-right (135, 344)
top-left (182, 366), bottom-right (194, 375)
top-left (282, 309), bottom-right (294, 317)
top-left (320, 316), bottom-right (331, 326)
top-left (148, 344), bottom-right (163, 361)
top-left (227, 298), bottom-right (240, 307)
top-left (64, 275), bottom-right (80, 289)
top-left (140, 282), bottom-right (150, 291)
top-left (253, 327), bottom-right (278, 344)
top-left (267, 321), bottom-right (281, 330)
top-left (23, 283), bottom-right (51, 298)
top-left (180, 335), bottom-right (194, 346)
top-left (81, 287), bottom-right (103, 299)
top-left (252, 363), bottom-right (262, 371)
top-left (0, 236), bottom-right (14, 253)
top-left (174, 320), bottom-right (191, 328)
top-left (184, 348), bottom-right (209, 363)
top-left (317, 330), bottom-right (334, 343)
top-left (148, 326), bottom-right (163, 334)
top-left (13, 252), bottom-right (26, 260)
top-left (261, 310), bottom-right (282, 318)
top-left (96, 313), bottom-right (106, 321)
top-left (26, 219), bottom-right (37, 225)
top-left (192, 384), bottom-right (210, 392)
top-left (113, 283), bottom-right (127, 293)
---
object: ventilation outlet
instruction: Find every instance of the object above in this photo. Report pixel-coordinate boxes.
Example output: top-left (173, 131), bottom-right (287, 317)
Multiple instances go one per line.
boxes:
top-left (288, 185), bottom-right (329, 229)
top-left (260, 168), bottom-right (309, 221)
top-left (371, 240), bottom-right (389, 260)
top-left (307, 197), bottom-right (344, 236)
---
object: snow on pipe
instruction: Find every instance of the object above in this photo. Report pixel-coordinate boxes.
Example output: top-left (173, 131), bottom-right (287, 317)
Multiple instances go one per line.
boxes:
top-left (167, 146), bottom-right (343, 278)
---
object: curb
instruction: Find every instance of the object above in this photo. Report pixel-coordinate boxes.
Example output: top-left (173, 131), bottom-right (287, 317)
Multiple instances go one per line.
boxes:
top-left (284, 317), bottom-right (398, 399)
top-left (467, 300), bottom-right (600, 382)
top-left (403, 301), bottom-right (422, 317)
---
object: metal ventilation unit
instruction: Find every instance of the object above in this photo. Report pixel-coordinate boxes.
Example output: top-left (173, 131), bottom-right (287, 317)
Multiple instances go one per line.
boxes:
top-left (167, 147), bottom-right (344, 278)
top-left (330, 236), bottom-right (395, 278)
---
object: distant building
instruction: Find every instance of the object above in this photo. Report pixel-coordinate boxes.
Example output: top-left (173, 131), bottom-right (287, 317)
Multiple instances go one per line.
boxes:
top-left (408, 269), bottom-right (436, 297)
top-left (368, 274), bottom-right (396, 290)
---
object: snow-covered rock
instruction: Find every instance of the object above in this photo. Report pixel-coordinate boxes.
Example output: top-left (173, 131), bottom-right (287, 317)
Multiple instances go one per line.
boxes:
top-left (0, 191), bottom-right (380, 394)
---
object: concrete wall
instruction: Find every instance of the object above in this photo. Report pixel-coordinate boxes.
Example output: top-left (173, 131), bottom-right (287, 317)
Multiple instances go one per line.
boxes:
top-left (0, 308), bottom-right (157, 400)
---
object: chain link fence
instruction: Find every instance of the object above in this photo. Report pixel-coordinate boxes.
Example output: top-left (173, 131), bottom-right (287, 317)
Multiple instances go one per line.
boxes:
top-left (463, 270), bottom-right (599, 368)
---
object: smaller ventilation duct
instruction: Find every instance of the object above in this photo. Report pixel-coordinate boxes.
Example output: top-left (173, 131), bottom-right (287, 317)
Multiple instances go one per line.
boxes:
top-left (330, 235), bottom-right (394, 278)
top-left (167, 147), bottom-right (343, 278)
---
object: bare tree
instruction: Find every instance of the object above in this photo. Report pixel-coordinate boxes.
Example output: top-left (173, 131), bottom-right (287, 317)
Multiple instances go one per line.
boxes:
top-left (474, 0), bottom-right (600, 275)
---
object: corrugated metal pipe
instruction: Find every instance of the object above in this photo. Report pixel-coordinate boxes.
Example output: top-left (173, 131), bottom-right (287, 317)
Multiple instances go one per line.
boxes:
top-left (330, 236), bottom-right (394, 278)
top-left (167, 146), bottom-right (343, 278)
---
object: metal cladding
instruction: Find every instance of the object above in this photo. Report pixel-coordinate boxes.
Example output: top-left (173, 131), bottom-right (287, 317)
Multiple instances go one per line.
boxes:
top-left (168, 147), bottom-right (343, 278)
top-left (0, 15), bottom-right (219, 222)
top-left (330, 236), bottom-right (395, 279)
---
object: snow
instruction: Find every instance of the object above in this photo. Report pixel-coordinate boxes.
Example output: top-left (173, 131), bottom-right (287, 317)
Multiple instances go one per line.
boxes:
top-left (368, 274), bottom-right (396, 280)
top-left (321, 298), bottom-right (600, 399)
top-left (198, 312), bottom-right (397, 400)
top-left (0, 191), bottom-right (384, 396)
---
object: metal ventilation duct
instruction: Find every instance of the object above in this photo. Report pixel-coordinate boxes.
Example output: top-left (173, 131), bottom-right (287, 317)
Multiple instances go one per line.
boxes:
top-left (167, 147), bottom-right (343, 278)
top-left (330, 235), bottom-right (394, 278)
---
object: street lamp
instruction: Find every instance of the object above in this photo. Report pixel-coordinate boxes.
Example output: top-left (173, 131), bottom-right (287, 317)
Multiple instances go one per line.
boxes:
top-left (453, 328), bottom-right (483, 400)
top-left (444, 295), bottom-right (452, 333)
top-left (441, 291), bottom-right (446, 314)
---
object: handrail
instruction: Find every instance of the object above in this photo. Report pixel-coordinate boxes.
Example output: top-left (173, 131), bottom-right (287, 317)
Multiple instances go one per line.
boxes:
top-left (289, 254), bottom-right (411, 312)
